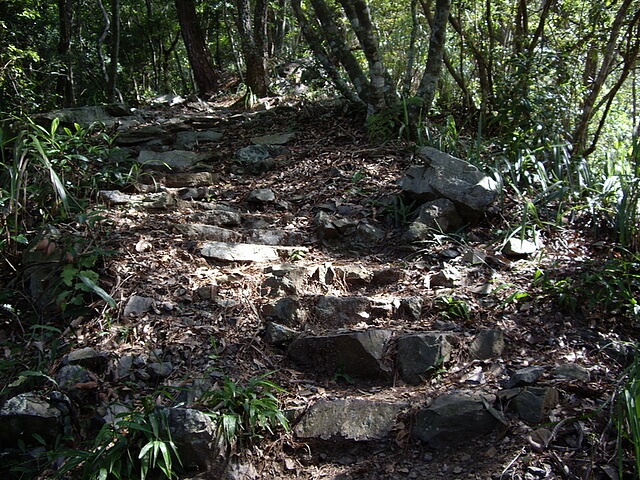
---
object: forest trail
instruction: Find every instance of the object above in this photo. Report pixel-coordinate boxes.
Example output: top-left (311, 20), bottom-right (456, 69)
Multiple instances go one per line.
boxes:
top-left (15, 99), bottom-right (629, 479)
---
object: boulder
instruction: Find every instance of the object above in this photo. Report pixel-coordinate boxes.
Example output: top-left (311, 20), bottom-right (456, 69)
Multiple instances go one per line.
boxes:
top-left (505, 366), bottom-right (545, 388)
top-left (396, 333), bottom-right (455, 385)
top-left (201, 242), bottom-right (280, 263)
top-left (515, 387), bottom-right (559, 424)
top-left (287, 330), bottom-right (392, 380)
top-left (174, 224), bottom-right (242, 242)
top-left (263, 322), bottom-right (299, 346)
top-left (294, 398), bottom-right (406, 441)
top-left (0, 392), bottom-right (71, 447)
top-left (502, 238), bottom-right (537, 257)
top-left (137, 149), bottom-right (202, 171)
top-left (165, 407), bottom-right (224, 475)
top-left (399, 147), bottom-right (499, 220)
top-left (64, 347), bottom-right (108, 373)
top-left (413, 392), bottom-right (501, 447)
top-left (235, 145), bottom-right (289, 174)
top-left (188, 209), bottom-right (242, 227)
top-left (314, 296), bottom-right (372, 326)
top-left (263, 296), bottom-right (307, 325)
top-left (469, 329), bottom-right (505, 360)
top-left (412, 199), bottom-right (464, 234)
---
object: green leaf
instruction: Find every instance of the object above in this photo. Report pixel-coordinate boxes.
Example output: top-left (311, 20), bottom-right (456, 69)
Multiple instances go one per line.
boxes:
top-left (78, 273), bottom-right (117, 308)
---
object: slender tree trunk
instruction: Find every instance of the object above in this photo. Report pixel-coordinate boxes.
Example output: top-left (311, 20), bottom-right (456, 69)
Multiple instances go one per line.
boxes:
top-left (338, 0), bottom-right (396, 110)
top-left (417, 0), bottom-right (451, 111)
top-left (175, 0), bottom-right (220, 96)
top-left (107, 0), bottom-right (121, 102)
top-left (402, 0), bottom-right (419, 96)
top-left (309, 0), bottom-right (370, 102)
top-left (571, 0), bottom-right (635, 157)
top-left (291, 0), bottom-right (364, 105)
top-left (233, 0), bottom-right (270, 97)
top-left (56, 0), bottom-right (75, 106)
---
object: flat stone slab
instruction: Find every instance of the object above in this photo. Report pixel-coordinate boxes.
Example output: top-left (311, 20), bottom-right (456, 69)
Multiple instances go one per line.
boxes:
top-left (414, 391), bottom-right (501, 448)
top-left (137, 149), bottom-right (202, 171)
top-left (201, 241), bottom-right (280, 263)
top-left (287, 329), bottom-right (392, 380)
top-left (175, 224), bottom-right (242, 242)
top-left (250, 133), bottom-right (296, 145)
top-left (294, 398), bottom-right (406, 441)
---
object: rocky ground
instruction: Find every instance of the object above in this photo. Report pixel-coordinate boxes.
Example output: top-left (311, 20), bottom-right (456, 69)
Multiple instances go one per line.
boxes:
top-left (1, 97), bottom-right (637, 479)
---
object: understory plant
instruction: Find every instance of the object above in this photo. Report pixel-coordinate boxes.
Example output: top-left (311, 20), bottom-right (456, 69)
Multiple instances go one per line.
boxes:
top-left (57, 402), bottom-right (181, 480)
top-left (616, 345), bottom-right (640, 478)
top-left (200, 373), bottom-right (289, 453)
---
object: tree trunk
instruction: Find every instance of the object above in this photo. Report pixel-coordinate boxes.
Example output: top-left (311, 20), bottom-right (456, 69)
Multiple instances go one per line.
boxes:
top-left (291, 0), bottom-right (364, 105)
top-left (338, 0), bottom-right (396, 110)
top-left (309, 0), bottom-right (370, 103)
top-left (175, 0), bottom-right (220, 96)
top-left (571, 0), bottom-right (635, 157)
top-left (107, 0), bottom-right (121, 102)
top-left (417, 0), bottom-right (451, 111)
top-left (233, 0), bottom-right (270, 97)
top-left (56, 0), bottom-right (75, 106)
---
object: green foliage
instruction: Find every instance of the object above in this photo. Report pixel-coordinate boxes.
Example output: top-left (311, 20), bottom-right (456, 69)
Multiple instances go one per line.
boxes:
top-left (535, 253), bottom-right (640, 320)
top-left (201, 373), bottom-right (289, 451)
top-left (616, 345), bottom-right (640, 478)
top-left (57, 249), bottom-right (116, 313)
top-left (435, 296), bottom-right (471, 321)
top-left (57, 404), bottom-right (182, 480)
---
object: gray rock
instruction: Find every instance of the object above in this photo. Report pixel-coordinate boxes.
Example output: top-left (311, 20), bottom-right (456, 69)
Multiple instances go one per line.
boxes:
top-left (287, 330), bottom-right (392, 380)
top-left (294, 398), bottom-right (405, 441)
top-left (413, 392), bottom-right (500, 447)
top-left (250, 133), bottom-right (296, 145)
top-left (506, 366), bottom-right (545, 388)
top-left (315, 296), bottom-right (372, 326)
top-left (117, 125), bottom-right (170, 146)
top-left (502, 238), bottom-right (537, 257)
top-left (123, 295), bottom-right (155, 317)
top-left (462, 249), bottom-right (487, 265)
top-left (188, 209), bottom-right (242, 227)
top-left (311, 263), bottom-right (338, 285)
top-left (372, 268), bottom-right (403, 286)
top-left (263, 322), bottom-right (299, 346)
top-left (356, 221), bottom-right (386, 243)
top-left (142, 191), bottom-right (176, 209)
top-left (137, 149), bottom-right (202, 171)
top-left (552, 364), bottom-right (590, 382)
top-left (397, 333), bottom-right (455, 385)
top-left (0, 392), bottom-right (70, 446)
top-left (515, 387), bottom-right (558, 424)
top-left (178, 187), bottom-right (210, 200)
top-left (56, 364), bottom-right (92, 391)
top-left (64, 347), bottom-right (108, 373)
top-left (339, 265), bottom-right (372, 286)
top-left (201, 241), bottom-right (280, 263)
top-left (147, 362), bottom-right (173, 381)
top-left (414, 198), bottom-right (464, 233)
top-left (315, 211), bottom-right (339, 240)
top-left (235, 145), bottom-right (288, 174)
top-left (247, 188), bottom-right (276, 204)
top-left (174, 130), bottom-right (222, 149)
top-left (38, 104), bottom-right (131, 128)
top-left (262, 264), bottom-right (308, 297)
top-left (98, 189), bottom-right (134, 206)
top-left (469, 329), bottom-right (505, 360)
top-left (399, 297), bottom-right (423, 320)
top-left (429, 266), bottom-right (462, 288)
top-left (399, 147), bottom-right (499, 220)
top-left (174, 224), bottom-right (242, 242)
top-left (264, 296), bottom-right (307, 325)
top-left (165, 407), bottom-right (224, 475)
top-left (164, 172), bottom-right (217, 187)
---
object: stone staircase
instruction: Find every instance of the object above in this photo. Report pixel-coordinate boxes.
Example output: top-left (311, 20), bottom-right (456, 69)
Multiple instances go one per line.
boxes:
top-left (3, 103), bottom-right (600, 479)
